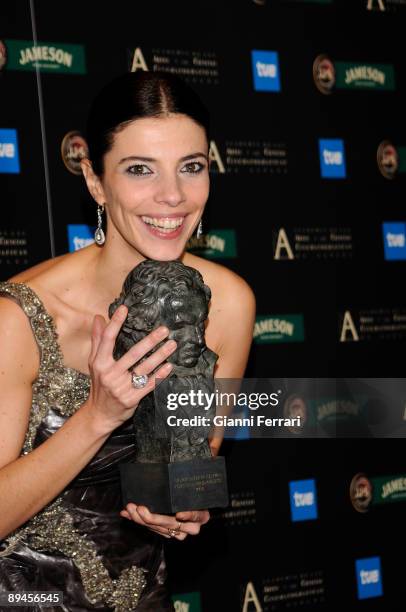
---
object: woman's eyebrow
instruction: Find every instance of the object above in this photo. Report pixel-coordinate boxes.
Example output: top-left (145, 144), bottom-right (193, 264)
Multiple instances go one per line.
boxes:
top-left (118, 152), bottom-right (208, 164)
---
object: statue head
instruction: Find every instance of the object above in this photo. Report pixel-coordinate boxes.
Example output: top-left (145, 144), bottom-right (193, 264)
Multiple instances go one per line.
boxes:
top-left (109, 259), bottom-right (211, 368)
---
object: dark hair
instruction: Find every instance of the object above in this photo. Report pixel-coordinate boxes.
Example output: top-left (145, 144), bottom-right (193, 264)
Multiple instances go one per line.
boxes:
top-left (86, 71), bottom-right (210, 177)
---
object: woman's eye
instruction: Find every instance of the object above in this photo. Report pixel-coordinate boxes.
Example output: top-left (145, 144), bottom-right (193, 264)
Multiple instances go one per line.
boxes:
top-left (126, 164), bottom-right (152, 176)
top-left (181, 161), bottom-right (205, 174)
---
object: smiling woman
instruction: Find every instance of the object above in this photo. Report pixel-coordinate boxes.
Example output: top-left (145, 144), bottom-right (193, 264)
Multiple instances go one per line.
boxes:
top-left (0, 71), bottom-right (255, 611)
top-left (82, 113), bottom-right (210, 259)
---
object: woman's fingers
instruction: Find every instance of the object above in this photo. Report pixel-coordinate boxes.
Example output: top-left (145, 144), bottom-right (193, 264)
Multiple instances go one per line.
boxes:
top-left (126, 362), bottom-right (173, 402)
top-left (122, 504), bottom-right (208, 539)
top-left (89, 315), bottom-right (106, 363)
top-left (116, 326), bottom-right (172, 372)
top-left (91, 307), bottom-right (175, 383)
top-left (122, 505), bottom-right (173, 538)
top-left (94, 305), bottom-right (128, 363)
top-left (130, 339), bottom-right (177, 375)
top-left (175, 510), bottom-right (210, 525)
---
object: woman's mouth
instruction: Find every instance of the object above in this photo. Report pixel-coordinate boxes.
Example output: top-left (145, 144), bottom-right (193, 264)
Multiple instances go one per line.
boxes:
top-left (140, 215), bottom-right (186, 239)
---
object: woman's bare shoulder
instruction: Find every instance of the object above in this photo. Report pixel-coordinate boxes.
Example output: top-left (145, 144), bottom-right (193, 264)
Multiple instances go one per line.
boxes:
top-left (7, 244), bottom-right (97, 291)
top-left (9, 252), bottom-right (74, 284)
top-left (0, 287), bottom-right (41, 384)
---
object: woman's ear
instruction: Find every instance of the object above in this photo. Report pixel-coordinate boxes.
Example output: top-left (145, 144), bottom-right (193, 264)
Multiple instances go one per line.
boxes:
top-left (80, 158), bottom-right (106, 205)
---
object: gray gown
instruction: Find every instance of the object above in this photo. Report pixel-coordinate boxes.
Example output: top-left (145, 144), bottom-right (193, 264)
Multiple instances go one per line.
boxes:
top-left (0, 282), bottom-right (174, 612)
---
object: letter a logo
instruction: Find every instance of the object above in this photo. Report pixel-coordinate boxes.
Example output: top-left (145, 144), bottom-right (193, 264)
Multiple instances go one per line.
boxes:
top-left (274, 228), bottom-right (294, 260)
top-left (242, 581), bottom-right (262, 612)
top-left (131, 47), bottom-right (148, 72)
top-left (340, 311), bottom-right (359, 342)
top-left (208, 141), bottom-right (226, 174)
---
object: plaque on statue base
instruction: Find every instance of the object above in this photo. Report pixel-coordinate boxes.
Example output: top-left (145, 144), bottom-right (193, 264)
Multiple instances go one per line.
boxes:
top-left (120, 456), bottom-right (228, 514)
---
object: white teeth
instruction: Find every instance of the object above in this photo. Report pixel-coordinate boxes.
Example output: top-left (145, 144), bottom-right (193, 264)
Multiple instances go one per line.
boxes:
top-left (141, 216), bottom-right (184, 230)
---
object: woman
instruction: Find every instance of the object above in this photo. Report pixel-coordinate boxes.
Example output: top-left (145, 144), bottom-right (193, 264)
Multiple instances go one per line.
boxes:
top-left (0, 71), bottom-right (255, 611)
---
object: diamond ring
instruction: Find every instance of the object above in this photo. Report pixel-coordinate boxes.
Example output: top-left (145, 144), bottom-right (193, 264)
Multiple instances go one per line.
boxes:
top-left (131, 372), bottom-right (149, 389)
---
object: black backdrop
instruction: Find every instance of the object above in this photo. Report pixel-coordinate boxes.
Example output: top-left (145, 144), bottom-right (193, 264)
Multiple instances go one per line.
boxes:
top-left (1, 1), bottom-right (406, 610)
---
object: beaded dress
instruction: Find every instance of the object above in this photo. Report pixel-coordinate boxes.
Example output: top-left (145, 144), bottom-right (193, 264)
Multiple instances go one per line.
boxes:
top-left (0, 282), bottom-right (174, 612)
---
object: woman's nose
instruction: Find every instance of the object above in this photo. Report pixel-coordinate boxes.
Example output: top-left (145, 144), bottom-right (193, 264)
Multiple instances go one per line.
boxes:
top-left (154, 173), bottom-right (185, 208)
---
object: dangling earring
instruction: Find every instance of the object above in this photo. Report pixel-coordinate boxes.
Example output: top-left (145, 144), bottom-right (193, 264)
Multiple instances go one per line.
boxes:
top-left (196, 219), bottom-right (203, 239)
top-left (94, 203), bottom-right (105, 246)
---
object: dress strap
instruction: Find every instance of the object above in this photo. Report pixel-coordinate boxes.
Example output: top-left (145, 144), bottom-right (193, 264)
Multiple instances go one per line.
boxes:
top-left (0, 281), bottom-right (64, 372)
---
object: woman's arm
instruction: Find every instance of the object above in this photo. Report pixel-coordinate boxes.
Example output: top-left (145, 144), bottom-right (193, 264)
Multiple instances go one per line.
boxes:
top-left (0, 299), bottom-right (175, 539)
top-left (0, 298), bottom-right (119, 539)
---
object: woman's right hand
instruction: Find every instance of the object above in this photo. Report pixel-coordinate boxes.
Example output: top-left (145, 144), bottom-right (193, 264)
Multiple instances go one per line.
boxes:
top-left (85, 304), bottom-right (176, 434)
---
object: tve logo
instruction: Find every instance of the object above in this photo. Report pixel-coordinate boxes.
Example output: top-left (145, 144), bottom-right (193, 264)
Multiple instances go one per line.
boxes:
top-left (356, 557), bottom-right (383, 600)
top-left (251, 50), bottom-right (281, 92)
top-left (319, 139), bottom-right (346, 178)
top-left (289, 479), bottom-right (318, 521)
top-left (67, 224), bottom-right (95, 252)
top-left (0, 128), bottom-right (20, 173)
top-left (382, 222), bottom-right (406, 260)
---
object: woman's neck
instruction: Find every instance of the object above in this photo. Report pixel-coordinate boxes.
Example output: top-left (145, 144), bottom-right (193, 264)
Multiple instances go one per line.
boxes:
top-left (92, 238), bottom-right (145, 300)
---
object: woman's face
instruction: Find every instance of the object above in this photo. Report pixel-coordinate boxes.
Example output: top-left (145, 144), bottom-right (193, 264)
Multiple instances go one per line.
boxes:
top-left (85, 113), bottom-right (210, 261)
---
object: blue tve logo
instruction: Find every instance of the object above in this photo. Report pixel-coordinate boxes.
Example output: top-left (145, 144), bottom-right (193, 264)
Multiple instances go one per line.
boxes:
top-left (356, 557), bottom-right (383, 600)
top-left (67, 224), bottom-right (95, 252)
top-left (0, 128), bottom-right (20, 173)
top-left (289, 479), bottom-right (318, 522)
top-left (319, 139), bottom-right (346, 178)
top-left (251, 50), bottom-right (281, 92)
top-left (382, 222), bottom-right (406, 260)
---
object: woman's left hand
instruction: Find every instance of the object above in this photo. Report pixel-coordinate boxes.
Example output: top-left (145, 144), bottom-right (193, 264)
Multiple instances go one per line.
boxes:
top-left (120, 505), bottom-right (210, 540)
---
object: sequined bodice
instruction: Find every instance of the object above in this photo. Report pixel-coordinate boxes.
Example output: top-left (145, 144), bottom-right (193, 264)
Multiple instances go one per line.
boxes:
top-left (0, 281), bottom-right (163, 612)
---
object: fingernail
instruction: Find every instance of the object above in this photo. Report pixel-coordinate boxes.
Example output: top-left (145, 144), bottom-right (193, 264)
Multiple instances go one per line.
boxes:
top-left (166, 340), bottom-right (177, 350)
top-left (158, 326), bottom-right (169, 337)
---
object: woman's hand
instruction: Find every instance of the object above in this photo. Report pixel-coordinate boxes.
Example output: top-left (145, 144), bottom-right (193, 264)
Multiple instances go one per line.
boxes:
top-left (85, 304), bottom-right (177, 434)
top-left (120, 505), bottom-right (210, 540)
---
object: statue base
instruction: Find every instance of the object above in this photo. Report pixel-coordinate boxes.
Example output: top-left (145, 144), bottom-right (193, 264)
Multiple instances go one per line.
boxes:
top-left (120, 456), bottom-right (229, 514)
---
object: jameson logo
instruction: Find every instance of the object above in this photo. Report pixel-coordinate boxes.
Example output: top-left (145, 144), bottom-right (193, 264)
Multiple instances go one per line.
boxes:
top-left (373, 475), bottom-right (406, 505)
top-left (351, 473), bottom-right (406, 512)
top-left (336, 62), bottom-right (395, 91)
top-left (316, 398), bottom-right (362, 422)
top-left (254, 315), bottom-right (304, 344)
top-left (4, 39), bottom-right (86, 74)
top-left (187, 229), bottom-right (237, 258)
top-left (171, 592), bottom-right (201, 612)
top-left (314, 55), bottom-right (396, 93)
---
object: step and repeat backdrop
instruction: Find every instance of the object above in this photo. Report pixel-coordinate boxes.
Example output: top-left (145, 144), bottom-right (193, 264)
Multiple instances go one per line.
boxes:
top-left (1, 0), bottom-right (406, 610)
